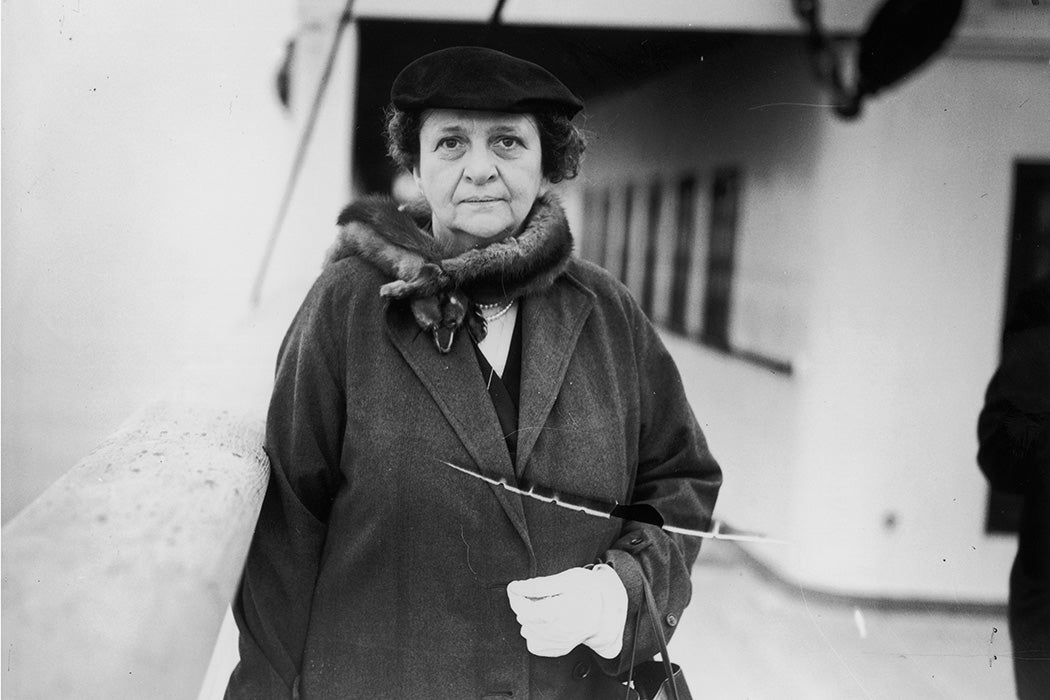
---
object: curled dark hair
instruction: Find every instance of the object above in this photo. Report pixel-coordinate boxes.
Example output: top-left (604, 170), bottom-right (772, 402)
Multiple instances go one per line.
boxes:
top-left (384, 105), bottom-right (586, 184)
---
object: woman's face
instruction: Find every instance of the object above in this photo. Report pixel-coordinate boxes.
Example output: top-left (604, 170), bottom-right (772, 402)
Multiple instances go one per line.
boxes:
top-left (413, 109), bottom-right (547, 252)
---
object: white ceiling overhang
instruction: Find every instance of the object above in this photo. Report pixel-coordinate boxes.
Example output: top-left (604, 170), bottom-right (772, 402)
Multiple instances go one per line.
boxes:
top-left (303, 1), bottom-right (1050, 59)
top-left (346, 0), bottom-right (883, 34)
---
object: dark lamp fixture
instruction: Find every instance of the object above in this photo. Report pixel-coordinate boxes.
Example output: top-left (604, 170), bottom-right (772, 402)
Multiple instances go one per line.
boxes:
top-left (796, 0), bottom-right (965, 119)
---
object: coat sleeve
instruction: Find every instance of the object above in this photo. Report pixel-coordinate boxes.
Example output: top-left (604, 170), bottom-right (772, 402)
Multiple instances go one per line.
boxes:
top-left (977, 325), bottom-right (1050, 494)
top-left (595, 303), bottom-right (722, 676)
top-left (226, 274), bottom-right (348, 699)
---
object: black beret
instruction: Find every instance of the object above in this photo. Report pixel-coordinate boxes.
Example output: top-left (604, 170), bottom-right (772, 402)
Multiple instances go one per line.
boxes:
top-left (391, 46), bottom-right (583, 118)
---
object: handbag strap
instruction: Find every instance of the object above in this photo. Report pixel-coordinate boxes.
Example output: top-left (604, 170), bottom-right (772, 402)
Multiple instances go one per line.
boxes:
top-left (623, 576), bottom-right (680, 700)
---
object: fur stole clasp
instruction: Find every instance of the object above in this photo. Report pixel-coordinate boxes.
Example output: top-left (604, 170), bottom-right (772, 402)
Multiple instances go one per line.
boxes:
top-left (325, 192), bottom-right (574, 353)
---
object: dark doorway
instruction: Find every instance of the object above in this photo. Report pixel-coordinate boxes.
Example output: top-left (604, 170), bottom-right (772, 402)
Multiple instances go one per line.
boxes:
top-left (352, 20), bottom-right (743, 194)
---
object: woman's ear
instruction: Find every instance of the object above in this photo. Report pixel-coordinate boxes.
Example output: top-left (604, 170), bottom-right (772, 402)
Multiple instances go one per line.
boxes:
top-left (412, 165), bottom-right (424, 196)
top-left (538, 177), bottom-right (551, 197)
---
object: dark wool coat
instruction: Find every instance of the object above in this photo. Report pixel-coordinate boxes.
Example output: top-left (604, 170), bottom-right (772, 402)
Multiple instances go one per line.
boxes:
top-left (978, 277), bottom-right (1050, 699)
top-left (227, 253), bottom-right (722, 699)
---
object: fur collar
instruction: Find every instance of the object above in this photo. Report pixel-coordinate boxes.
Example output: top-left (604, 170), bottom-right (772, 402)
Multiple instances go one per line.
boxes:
top-left (326, 192), bottom-right (574, 353)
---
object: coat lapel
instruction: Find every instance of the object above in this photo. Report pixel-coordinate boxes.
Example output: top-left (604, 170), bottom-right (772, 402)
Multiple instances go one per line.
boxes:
top-left (517, 273), bottom-right (596, 473)
top-left (385, 301), bottom-right (531, 546)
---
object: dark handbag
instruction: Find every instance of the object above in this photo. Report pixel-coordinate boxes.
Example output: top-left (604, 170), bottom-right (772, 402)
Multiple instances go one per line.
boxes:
top-left (621, 577), bottom-right (692, 700)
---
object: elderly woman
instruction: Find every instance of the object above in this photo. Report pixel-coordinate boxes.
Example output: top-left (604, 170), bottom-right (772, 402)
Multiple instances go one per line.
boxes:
top-left (227, 46), bottom-right (721, 699)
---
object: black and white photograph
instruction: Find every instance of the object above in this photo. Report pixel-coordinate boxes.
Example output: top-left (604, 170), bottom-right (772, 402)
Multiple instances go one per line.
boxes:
top-left (3, 1), bottom-right (1048, 698)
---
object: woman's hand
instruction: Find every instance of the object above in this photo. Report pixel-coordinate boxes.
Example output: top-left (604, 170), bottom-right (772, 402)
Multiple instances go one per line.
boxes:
top-left (506, 565), bottom-right (628, 658)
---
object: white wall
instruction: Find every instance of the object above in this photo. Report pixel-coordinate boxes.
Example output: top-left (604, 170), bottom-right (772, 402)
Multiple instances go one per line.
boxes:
top-left (2, 1), bottom-right (357, 521)
top-left (788, 46), bottom-right (1049, 600)
top-left (566, 33), bottom-right (822, 587)
top-left (567, 31), bottom-right (1048, 601)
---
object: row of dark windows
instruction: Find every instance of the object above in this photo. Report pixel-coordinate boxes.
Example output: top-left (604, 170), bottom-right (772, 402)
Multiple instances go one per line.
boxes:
top-left (581, 168), bottom-right (741, 351)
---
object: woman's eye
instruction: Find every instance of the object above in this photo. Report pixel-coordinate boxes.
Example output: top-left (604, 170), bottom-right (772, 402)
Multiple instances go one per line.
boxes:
top-left (437, 137), bottom-right (462, 150)
top-left (494, 136), bottom-right (521, 150)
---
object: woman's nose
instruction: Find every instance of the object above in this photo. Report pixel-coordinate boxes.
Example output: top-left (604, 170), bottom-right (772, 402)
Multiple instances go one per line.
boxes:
top-left (463, 147), bottom-right (498, 184)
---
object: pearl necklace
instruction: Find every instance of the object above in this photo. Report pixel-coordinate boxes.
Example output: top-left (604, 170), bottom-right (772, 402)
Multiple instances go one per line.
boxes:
top-left (477, 299), bottom-right (514, 323)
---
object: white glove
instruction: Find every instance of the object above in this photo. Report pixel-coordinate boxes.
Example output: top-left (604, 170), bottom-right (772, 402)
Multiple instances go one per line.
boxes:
top-left (506, 564), bottom-right (628, 659)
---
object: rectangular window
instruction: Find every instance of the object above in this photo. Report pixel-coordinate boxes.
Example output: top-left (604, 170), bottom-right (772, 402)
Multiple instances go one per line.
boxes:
top-left (667, 175), bottom-right (697, 334)
top-left (619, 183), bottom-right (635, 284)
top-left (640, 180), bottom-right (662, 317)
top-left (596, 187), bottom-right (612, 270)
top-left (580, 188), bottom-right (597, 262)
top-left (700, 168), bottom-right (740, 350)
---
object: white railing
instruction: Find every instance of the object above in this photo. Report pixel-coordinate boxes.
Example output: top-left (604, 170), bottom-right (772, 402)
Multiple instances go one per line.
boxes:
top-left (2, 394), bottom-right (269, 699)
